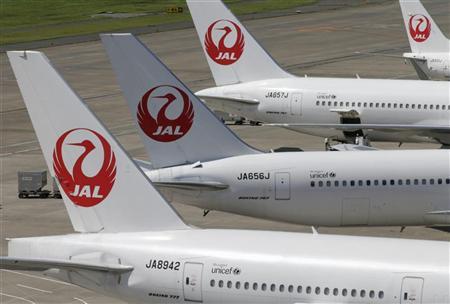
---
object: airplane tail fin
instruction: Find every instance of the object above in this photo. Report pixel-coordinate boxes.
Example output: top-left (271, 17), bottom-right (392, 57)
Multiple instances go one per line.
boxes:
top-left (7, 51), bottom-right (188, 233)
top-left (186, 0), bottom-right (292, 86)
top-left (399, 0), bottom-right (449, 53)
top-left (100, 33), bottom-right (260, 169)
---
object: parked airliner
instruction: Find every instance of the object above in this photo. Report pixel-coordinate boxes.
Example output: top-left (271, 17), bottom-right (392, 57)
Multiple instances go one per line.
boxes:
top-left (101, 33), bottom-right (450, 228)
top-left (187, 0), bottom-right (450, 146)
top-left (3, 50), bottom-right (449, 304)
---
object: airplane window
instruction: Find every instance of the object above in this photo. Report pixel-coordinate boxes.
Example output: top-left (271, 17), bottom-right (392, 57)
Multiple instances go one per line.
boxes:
top-left (334, 102), bottom-right (338, 107)
top-left (219, 280), bottom-right (224, 288)
top-left (322, 101), bottom-right (326, 106)
top-left (288, 285), bottom-right (293, 293)
top-left (357, 102), bottom-right (361, 107)
top-left (253, 283), bottom-right (258, 290)
top-left (412, 104), bottom-right (415, 109)
top-left (369, 290), bottom-right (375, 298)
top-left (210, 280), bottom-right (215, 287)
top-left (271, 284), bottom-right (276, 292)
top-left (363, 102), bottom-right (367, 107)
top-left (405, 104), bottom-right (409, 109)
top-left (378, 291), bottom-right (384, 299)
top-left (311, 181), bottom-right (315, 187)
top-left (422, 179), bottom-right (427, 185)
top-left (236, 281), bottom-right (241, 289)
top-left (279, 285), bottom-right (285, 292)
top-left (393, 104), bottom-right (397, 108)
top-left (381, 103), bottom-right (385, 108)
top-left (390, 179), bottom-right (395, 185)
top-left (436, 105), bottom-right (440, 110)
top-left (244, 282), bottom-right (250, 290)
top-left (387, 103), bottom-right (391, 108)
top-left (398, 179), bottom-right (403, 185)
top-left (350, 180), bottom-right (355, 187)
top-left (262, 283), bottom-right (267, 291)
top-left (324, 287), bottom-right (330, 295)
top-left (358, 180), bottom-right (363, 186)
top-left (315, 287), bottom-right (321, 295)
top-left (352, 102), bottom-right (355, 107)
top-left (438, 178), bottom-right (443, 184)
top-left (326, 181), bottom-right (331, 187)
top-left (406, 179), bottom-right (411, 185)
top-left (430, 179), bottom-right (435, 185)
top-left (382, 180), bottom-right (387, 186)
top-left (375, 103), bottom-right (379, 108)
top-left (430, 105), bottom-right (434, 110)
top-left (414, 179), bottom-right (419, 185)
top-left (346, 102), bottom-right (350, 107)
top-left (316, 101), bottom-right (320, 106)
top-left (328, 101), bottom-right (332, 106)
top-left (424, 105), bottom-right (428, 109)
top-left (399, 104), bottom-right (403, 109)
top-left (369, 103), bottom-right (373, 108)
top-left (374, 180), bottom-right (379, 186)
top-left (333, 288), bottom-right (339, 296)
top-left (334, 181), bottom-right (339, 187)
top-left (340, 102), bottom-right (344, 107)
top-left (306, 286), bottom-right (312, 294)
top-left (446, 178), bottom-right (450, 184)
top-left (351, 289), bottom-right (357, 297)
top-left (342, 181), bottom-right (347, 187)
top-left (297, 286), bottom-right (303, 293)
top-left (319, 181), bottom-right (324, 187)
top-left (361, 290), bottom-right (366, 298)
top-left (442, 105), bottom-right (446, 110)
top-left (418, 104), bottom-right (422, 109)
top-left (366, 180), bottom-right (371, 186)
top-left (342, 289), bottom-right (348, 296)
top-left (227, 281), bottom-right (232, 288)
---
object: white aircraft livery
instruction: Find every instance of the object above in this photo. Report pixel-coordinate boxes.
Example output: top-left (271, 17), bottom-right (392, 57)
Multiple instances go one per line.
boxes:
top-left (400, 0), bottom-right (450, 80)
top-left (186, 0), bottom-right (450, 146)
top-left (3, 50), bottom-right (450, 304)
top-left (101, 33), bottom-right (450, 228)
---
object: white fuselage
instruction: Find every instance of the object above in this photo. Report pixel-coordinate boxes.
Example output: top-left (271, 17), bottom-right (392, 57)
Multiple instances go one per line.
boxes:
top-left (404, 52), bottom-right (450, 79)
top-left (146, 149), bottom-right (450, 227)
top-left (197, 77), bottom-right (450, 144)
top-left (9, 230), bottom-right (449, 304)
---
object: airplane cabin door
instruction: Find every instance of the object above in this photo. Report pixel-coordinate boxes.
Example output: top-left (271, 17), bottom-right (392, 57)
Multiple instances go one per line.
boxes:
top-left (275, 172), bottom-right (290, 200)
top-left (183, 262), bottom-right (203, 302)
top-left (290, 92), bottom-right (302, 115)
top-left (401, 277), bottom-right (424, 304)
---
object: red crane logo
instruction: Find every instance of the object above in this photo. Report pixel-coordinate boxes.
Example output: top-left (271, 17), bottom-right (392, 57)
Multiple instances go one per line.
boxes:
top-left (53, 128), bottom-right (116, 207)
top-left (409, 14), bottom-right (431, 42)
top-left (137, 85), bottom-right (194, 142)
top-left (205, 19), bottom-right (245, 65)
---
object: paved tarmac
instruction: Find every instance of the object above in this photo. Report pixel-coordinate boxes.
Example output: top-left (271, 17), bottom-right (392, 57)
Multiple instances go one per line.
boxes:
top-left (1, 0), bottom-right (449, 303)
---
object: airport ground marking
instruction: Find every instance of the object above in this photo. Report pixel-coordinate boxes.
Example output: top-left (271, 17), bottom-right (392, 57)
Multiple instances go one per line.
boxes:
top-left (0, 292), bottom-right (36, 304)
top-left (17, 284), bottom-right (53, 294)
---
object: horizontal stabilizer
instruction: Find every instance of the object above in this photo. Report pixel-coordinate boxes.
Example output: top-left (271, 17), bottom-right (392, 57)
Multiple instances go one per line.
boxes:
top-left (0, 257), bottom-right (133, 273)
top-left (198, 94), bottom-right (260, 105)
top-left (154, 180), bottom-right (229, 191)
